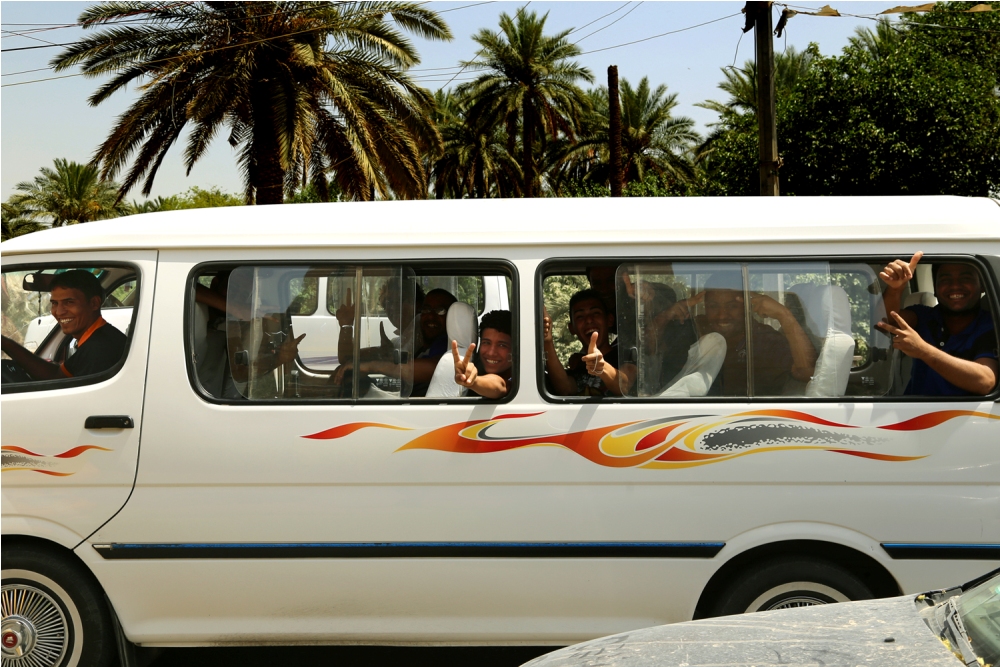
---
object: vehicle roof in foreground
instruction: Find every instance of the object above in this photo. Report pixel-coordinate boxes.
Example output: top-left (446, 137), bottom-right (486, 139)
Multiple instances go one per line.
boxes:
top-left (523, 594), bottom-right (960, 667)
top-left (2, 196), bottom-right (999, 256)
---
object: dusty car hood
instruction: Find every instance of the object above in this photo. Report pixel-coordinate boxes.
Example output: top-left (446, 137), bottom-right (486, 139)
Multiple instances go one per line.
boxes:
top-left (524, 595), bottom-right (959, 667)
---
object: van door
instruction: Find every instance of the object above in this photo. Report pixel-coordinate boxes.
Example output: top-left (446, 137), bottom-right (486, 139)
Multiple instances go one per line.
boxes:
top-left (1, 251), bottom-right (157, 543)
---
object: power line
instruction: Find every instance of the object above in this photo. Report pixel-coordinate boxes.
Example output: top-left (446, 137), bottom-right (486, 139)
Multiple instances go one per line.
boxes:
top-left (580, 12), bottom-right (744, 55)
top-left (1, 5), bottom-right (443, 87)
top-left (567, 2), bottom-right (632, 36)
top-left (1, 42), bottom-right (76, 53)
top-left (439, 1), bottom-right (495, 13)
top-left (575, 2), bottom-right (643, 43)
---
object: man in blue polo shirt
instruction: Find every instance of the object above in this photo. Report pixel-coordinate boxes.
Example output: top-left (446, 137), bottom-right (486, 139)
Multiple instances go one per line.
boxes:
top-left (876, 253), bottom-right (997, 396)
top-left (1, 270), bottom-right (127, 381)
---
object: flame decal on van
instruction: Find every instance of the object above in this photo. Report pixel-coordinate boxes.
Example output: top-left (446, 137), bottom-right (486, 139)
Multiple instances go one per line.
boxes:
top-left (306, 410), bottom-right (998, 469)
top-left (1, 445), bottom-right (112, 476)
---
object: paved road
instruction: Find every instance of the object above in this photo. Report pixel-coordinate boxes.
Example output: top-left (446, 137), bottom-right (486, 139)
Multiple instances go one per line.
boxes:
top-left (146, 645), bottom-right (552, 666)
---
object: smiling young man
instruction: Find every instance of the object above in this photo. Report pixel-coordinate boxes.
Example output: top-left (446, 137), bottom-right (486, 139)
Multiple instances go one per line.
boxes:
top-left (452, 309), bottom-right (513, 399)
top-left (1, 270), bottom-right (127, 381)
top-left (542, 289), bottom-right (630, 396)
top-left (876, 253), bottom-right (997, 396)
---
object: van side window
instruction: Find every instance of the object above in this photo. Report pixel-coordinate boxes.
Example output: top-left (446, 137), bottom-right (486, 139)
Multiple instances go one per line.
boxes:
top-left (2, 265), bottom-right (137, 388)
top-left (190, 264), bottom-right (514, 402)
top-left (541, 258), bottom-right (996, 400)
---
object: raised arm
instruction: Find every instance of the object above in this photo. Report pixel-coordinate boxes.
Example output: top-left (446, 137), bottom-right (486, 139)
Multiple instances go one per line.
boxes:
top-left (749, 294), bottom-right (817, 383)
top-left (580, 332), bottom-right (630, 396)
top-left (879, 312), bottom-right (997, 395)
top-left (878, 252), bottom-right (922, 329)
top-left (453, 340), bottom-right (507, 399)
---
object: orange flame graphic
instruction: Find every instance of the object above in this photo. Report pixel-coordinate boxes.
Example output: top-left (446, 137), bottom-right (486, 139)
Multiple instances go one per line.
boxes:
top-left (305, 409), bottom-right (999, 469)
top-left (2, 445), bottom-right (113, 476)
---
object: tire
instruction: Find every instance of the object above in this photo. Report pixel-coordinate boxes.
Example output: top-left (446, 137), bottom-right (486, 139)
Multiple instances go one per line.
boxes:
top-left (710, 557), bottom-right (874, 617)
top-left (1, 542), bottom-right (115, 667)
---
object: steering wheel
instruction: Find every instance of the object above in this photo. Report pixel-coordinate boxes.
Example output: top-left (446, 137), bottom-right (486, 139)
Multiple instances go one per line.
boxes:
top-left (2, 358), bottom-right (34, 384)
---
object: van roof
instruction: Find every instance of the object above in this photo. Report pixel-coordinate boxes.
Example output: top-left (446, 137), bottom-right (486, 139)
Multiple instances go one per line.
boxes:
top-left (2, 196), bottom-right (998, 255)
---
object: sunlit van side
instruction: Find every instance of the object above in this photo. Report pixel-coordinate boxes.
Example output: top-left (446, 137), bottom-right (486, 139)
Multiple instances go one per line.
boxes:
top-left (2, 196), bottom-right (999, 666)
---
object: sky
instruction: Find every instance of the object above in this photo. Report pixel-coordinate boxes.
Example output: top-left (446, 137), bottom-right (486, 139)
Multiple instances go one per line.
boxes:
top-left (1, 1), bottom-right (908, 202)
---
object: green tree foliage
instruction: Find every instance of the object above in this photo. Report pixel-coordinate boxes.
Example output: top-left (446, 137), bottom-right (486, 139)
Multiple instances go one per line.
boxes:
top-left (542, 274), bottom-right (591, 365)
top-left (701, 5), bottom-right (1000, 197)
top-left (458, 8), bottom-right (593, 198)
top-left (52, 1), bottom-right (452, 204)
top-left (123, 187), bottom-right (245, 214)
top-left (1, 201), bottom-right (43, 241)
top-left (430, 90), bottom-right (521, 199)
top-left (552, 77), bottom-right (699, 194)
top-left (8, 158), bottom-right (123, 228)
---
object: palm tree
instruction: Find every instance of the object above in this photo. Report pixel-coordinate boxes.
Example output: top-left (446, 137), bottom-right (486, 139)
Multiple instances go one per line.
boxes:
top-left (430, 90), bottom-right (521, 199)
top-left (52, 2), bottom-right (451, 204)
top-left (847, 20), bottom-right (902, 62)
top-left (697, 46), bottom-right (817, 116)
top-left (1, 200), bottom-right (43, 241)
top-left (10, 159), bottom-right (122, 227)
top-left (549, 78), bottom-right (699, 193)
top-left (457, 7), bottom-right (593, 198)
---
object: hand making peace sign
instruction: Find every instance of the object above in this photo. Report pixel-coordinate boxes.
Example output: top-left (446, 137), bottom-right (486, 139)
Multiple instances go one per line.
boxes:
top-left (452, 339), bottom-right (478, 388)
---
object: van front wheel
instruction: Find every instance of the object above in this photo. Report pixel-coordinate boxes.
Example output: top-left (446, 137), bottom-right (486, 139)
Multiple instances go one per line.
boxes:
top-left (1, 544), bottom-right (115, 667)
top-left (710, 557), bottom-right (874, 616)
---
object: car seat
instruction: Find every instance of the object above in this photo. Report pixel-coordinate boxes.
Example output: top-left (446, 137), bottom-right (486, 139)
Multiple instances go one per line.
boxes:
top-left (789, 283), bottom-right (855, 397)
top-left (425, 302), bottom-right (478, 398)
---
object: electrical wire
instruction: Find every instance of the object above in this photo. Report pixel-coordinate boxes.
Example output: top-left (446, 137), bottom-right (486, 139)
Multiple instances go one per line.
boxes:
top-left (566, 2), bottom-right (632, 36)
top-left (579, 11), bottom-right (743, 55)
top-left (574, 2), bottom-right (643, 43)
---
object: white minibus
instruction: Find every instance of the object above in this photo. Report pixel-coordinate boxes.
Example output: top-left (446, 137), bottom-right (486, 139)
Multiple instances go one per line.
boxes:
top-left (2, 196), bottom-right (999, 666)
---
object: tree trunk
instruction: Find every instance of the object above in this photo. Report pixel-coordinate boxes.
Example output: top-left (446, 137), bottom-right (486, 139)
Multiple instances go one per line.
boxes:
top-left (522, 96), bottom-right (535, 198)
top-left (251, 81), bottom-right (285, 206)
top-left (608, 66), bottom-right (624, 197)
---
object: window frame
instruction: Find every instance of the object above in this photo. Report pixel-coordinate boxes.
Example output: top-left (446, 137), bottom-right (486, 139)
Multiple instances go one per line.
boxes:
top-left (1, 261), bottom-right (143, 395)
top-left (185, 259), bottom-right (519, 406)
top-left (536, 254), bottom-right (1000, 404)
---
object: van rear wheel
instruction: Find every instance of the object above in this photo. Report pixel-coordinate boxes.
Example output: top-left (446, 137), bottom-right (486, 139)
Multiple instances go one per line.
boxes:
top-left (710, 557), bottom-right (874, 616)
top-left (1, 543), bottom-right (115, 667)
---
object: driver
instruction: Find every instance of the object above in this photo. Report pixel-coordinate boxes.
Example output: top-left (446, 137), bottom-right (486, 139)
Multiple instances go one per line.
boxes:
top-left (1, 270), bottom-right (127, 380)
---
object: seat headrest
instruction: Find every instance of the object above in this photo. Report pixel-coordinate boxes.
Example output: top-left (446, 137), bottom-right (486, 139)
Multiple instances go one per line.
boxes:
top-left (789, 284), bottom-right (852, 336)
top-left (903, 291), bottom-right (937, 308)
top-left (447, 302), bottom-right (478, 350)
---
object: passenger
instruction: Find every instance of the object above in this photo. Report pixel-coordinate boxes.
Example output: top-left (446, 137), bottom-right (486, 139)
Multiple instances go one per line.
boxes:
top-left (658, 272), bottom-right (817, 396)
top-left (542, 289), bottom-right (632, 396)
top-left (876, 253), bottom-right (997, 395)
top-left (410, 288), bottom-right (458, 397)
top-left (1, 270), bottom-right (126, 380)
top-left (586, 265), bottom-right (619, 317)
top-left (330, 279), bottom-right (426, 395)
top-left (452, 309), bottom-right (513, 398)
top-left (336, 278), bottom-right (424, 366)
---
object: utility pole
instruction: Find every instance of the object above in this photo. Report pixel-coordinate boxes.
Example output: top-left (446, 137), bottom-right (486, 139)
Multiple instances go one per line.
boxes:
top-left (746, 1), bottom-right (779, 196)
top-left (608, 65), bottom-right (624, 198)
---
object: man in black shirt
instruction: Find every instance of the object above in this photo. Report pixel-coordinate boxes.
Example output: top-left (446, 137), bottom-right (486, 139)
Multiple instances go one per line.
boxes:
top-left (543, 289), bottom-right (632, 396)
top-left (1, 270), bottom-right (127, 381)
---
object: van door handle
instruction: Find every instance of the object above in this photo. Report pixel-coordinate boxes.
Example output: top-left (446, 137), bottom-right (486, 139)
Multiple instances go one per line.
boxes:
top-left (85, 415), bottom-right (134, 429)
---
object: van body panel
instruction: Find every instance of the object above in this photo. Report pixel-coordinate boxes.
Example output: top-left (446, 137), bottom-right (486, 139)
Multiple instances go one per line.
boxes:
top-left (1, 250), bottom-right (156, 541)
top-left (5, 198), bottom-right (999, 646)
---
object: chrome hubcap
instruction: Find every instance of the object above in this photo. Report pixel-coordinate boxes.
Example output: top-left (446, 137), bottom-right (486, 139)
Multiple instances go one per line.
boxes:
top-left (1, 584), bottom-right (68, 666)
top-left (766, 595), bottom-right (829, 610)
